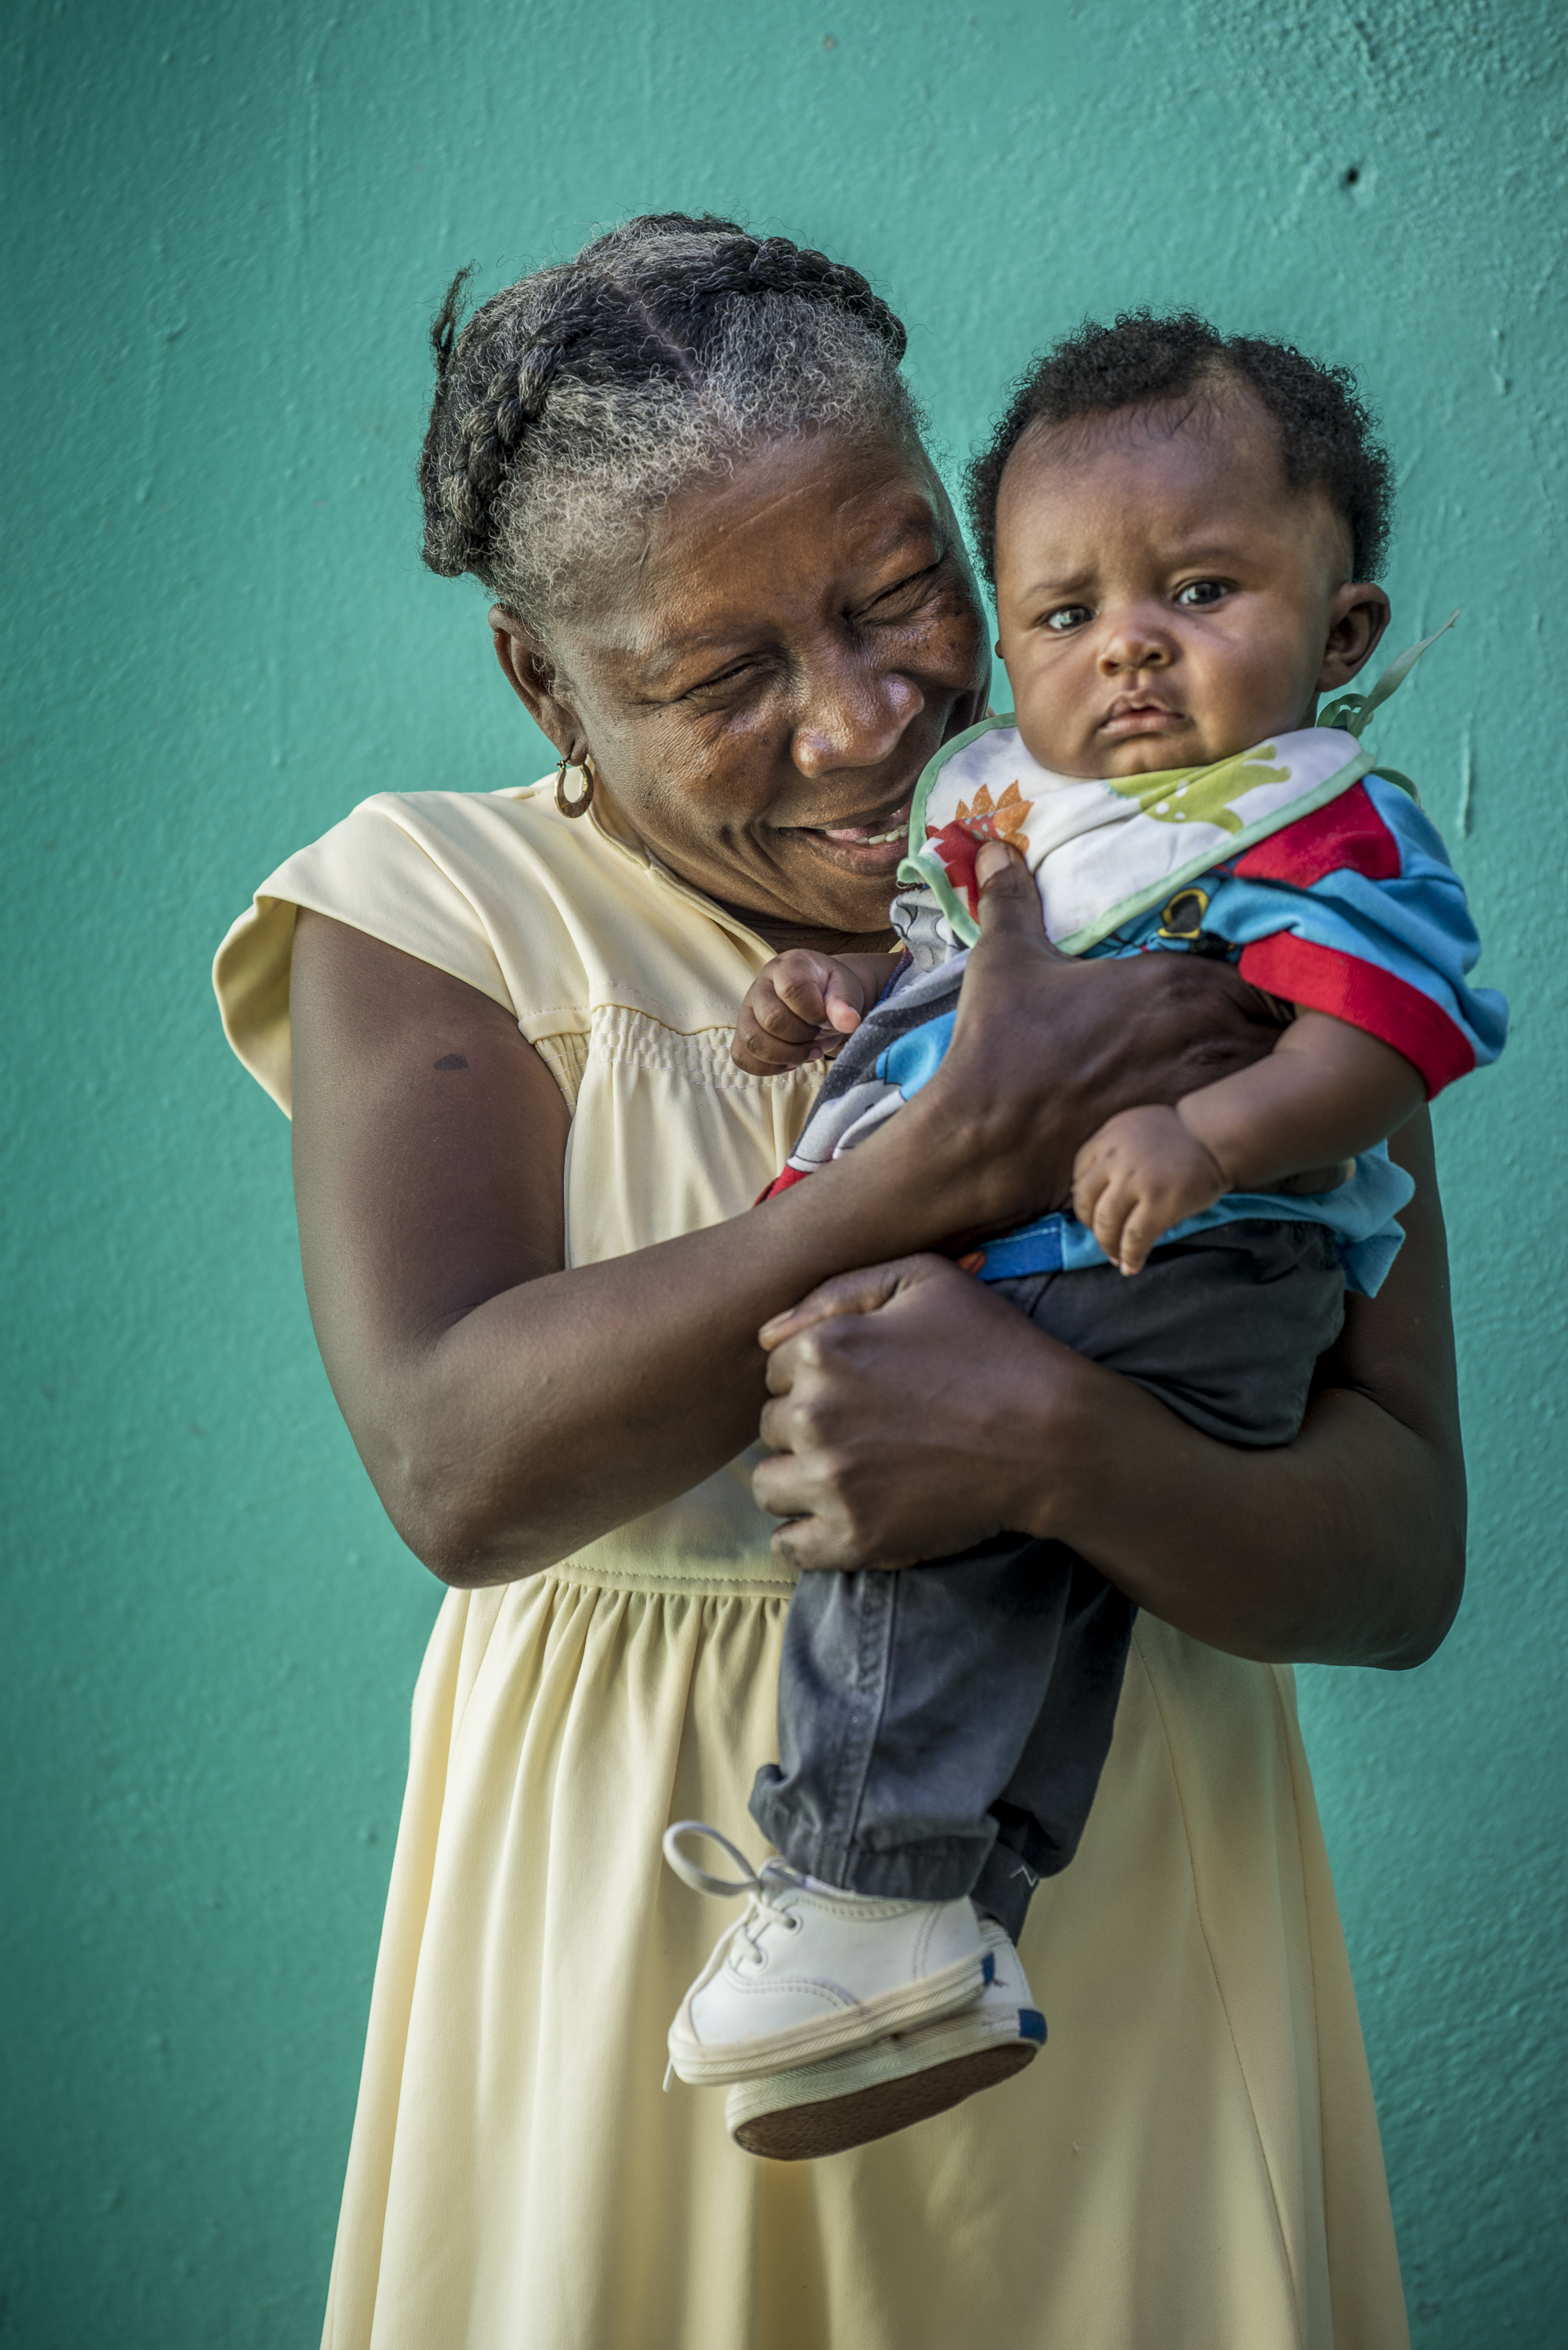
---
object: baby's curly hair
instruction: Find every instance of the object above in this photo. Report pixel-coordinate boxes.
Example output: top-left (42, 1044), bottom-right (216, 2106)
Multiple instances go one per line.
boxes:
top-left (966, 310), bottom-right (1393, 586)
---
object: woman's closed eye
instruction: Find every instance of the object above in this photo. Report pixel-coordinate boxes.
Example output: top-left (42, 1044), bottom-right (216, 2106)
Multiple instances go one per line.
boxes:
top-left (677, 653), bottom-right (772, 702)
top-left (860, 557), bottom-right (948, 620)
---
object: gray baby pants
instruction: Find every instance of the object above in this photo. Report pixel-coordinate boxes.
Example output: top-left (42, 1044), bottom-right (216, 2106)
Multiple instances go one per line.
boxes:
top-left (749, 1219), bottom-right (1345, 1939)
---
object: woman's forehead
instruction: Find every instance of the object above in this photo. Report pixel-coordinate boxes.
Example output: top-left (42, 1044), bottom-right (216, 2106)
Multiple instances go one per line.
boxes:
top-left (676, 432), bottom-right (941, 559)
top-left (589, 431), bottom-right (948, 642)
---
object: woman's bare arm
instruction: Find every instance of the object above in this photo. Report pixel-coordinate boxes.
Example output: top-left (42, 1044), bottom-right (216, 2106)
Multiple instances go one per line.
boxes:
top-left (753, 1111), bottom-right (1463, 1669)
top-left (288, 869), bottom-right (1286, 1585)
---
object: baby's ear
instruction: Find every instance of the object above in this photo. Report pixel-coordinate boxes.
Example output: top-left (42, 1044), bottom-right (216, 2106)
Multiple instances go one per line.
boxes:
top-left (1318, 582), bottom-right (1391, 690)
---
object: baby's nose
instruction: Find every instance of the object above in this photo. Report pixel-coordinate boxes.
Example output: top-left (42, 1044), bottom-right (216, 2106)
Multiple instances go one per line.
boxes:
top-left (1098, 614), bottom-right (1173, 671)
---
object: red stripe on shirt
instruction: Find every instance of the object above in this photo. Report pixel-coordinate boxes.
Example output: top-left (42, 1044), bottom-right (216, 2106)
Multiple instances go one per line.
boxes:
top-left (1237, 931), bottom-right (1475, 1098)
top-left (1234, 779), bottom-right (1401, 887)
top-left (757, 1163), bottom-right (811, 1204)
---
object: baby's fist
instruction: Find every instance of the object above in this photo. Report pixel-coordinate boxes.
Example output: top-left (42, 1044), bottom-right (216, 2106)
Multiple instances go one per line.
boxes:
top-left (1071, 1104), bottom-right (1228, 1276)
top-left (731, 950), bottom-right (871, 1077)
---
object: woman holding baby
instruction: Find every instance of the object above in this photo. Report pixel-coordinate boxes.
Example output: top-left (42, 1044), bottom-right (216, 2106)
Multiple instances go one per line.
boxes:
top-left (215, 215), bottom-right (1461, 2347)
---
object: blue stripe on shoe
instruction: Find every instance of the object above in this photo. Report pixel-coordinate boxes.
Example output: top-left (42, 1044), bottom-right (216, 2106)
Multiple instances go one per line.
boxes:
top-left (1017, 2009), bottom-right (1047, 2044)
top-left (981, 1951), bottom-right (996, 1986)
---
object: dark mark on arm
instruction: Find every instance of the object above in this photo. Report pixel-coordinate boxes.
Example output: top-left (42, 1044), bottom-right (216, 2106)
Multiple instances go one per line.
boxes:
top-left (434, 1054), bottom-right (469, 1071)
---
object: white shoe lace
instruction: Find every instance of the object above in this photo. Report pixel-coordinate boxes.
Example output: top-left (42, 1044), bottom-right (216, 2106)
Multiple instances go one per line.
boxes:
top-left (661, 1822), bottom-right (815, 2091)
top-left (663, 1819), bottom-right (809, 1965)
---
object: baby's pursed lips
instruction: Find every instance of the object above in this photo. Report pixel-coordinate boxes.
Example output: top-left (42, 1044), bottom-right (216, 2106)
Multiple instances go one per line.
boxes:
top-left (1103, 692), bottom-right (1180, 722)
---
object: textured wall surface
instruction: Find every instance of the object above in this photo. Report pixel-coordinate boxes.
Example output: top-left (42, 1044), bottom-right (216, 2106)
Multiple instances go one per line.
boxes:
top-left (2, 2), bottom-right (1563, 2341)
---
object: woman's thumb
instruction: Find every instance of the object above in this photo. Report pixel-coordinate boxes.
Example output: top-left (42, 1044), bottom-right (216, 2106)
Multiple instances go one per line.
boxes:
top-left (974, 839), bottom-right (1046, 935)
top-left (759, 1262), bottom-right (909, 1350)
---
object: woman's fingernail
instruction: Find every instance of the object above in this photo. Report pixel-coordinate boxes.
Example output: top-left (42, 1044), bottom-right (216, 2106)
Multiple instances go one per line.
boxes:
top-left (974, 841), bottom-right (1013, 884)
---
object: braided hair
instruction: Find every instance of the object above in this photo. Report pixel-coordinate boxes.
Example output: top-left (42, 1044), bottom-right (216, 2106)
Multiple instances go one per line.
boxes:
top-left (419, 215), bottom-right (916, 633)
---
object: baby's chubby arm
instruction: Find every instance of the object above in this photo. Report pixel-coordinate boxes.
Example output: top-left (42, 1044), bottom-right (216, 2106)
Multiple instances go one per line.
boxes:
top-left (1074, 1010), bottom-right (1426, 1274)
top-left (731, 950), bottom-right (905, 1076)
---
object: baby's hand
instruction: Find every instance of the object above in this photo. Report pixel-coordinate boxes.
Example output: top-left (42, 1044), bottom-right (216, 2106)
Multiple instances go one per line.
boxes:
top-left (1071, 1104), bottom-right (1228, 1276)
top-left (730, 950), bottom-right (880, 1076)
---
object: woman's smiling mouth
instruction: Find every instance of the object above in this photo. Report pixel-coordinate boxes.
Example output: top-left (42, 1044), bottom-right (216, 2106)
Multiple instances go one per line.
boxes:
top-left (786, 797), bottom-right (914, 868)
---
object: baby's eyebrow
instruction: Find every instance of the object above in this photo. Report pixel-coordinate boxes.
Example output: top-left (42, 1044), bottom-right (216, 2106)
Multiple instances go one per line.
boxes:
top-left (1154, 536), bottom-right (1252, 567)
top-left (1020, 567), bottom-right (1095, 598)
top-left (1017, 534), bottom-right (1259, 602)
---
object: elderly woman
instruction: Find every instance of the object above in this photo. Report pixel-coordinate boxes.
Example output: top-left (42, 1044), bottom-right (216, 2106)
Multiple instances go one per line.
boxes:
top-left (216, 216), bottom-right (1453, 2348)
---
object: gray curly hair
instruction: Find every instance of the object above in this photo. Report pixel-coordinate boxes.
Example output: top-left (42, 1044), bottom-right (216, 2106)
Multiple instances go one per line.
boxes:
top-left (418, 213), bottom-right (922, 638)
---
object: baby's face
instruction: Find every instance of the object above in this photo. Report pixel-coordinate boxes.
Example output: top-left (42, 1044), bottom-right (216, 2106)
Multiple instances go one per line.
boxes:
top-left (992, 389), bottom-right (1376, 779)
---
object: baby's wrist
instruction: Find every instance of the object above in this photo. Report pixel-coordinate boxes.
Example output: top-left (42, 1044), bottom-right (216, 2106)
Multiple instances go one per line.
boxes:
top-left (1172, 1098), bottom-right (1242, 1190)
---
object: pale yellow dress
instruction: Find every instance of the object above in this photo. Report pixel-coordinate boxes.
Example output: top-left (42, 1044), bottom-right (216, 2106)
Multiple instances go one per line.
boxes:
top-left (215, 779), bottom-right (1411, 2350)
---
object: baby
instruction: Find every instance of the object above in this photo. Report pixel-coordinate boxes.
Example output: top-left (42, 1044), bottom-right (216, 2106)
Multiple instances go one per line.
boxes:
top-left (663, 314), bottom-right (1506, 2160)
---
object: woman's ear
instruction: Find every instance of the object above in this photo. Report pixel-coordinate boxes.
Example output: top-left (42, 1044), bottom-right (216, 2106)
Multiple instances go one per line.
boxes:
top-left (489, 607), bottom-right (581, 754)
top-left (1317, 582), bottom-right (1393, 692)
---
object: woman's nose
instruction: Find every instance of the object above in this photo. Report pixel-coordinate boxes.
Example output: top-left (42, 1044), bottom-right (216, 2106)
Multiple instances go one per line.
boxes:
top-left (790, 664), bottom-right (924, 776)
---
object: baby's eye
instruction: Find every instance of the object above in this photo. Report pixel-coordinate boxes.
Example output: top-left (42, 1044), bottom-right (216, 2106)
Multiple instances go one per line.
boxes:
top-left (1175, 580), bottom-right (1230, 608)
top-left (1043, 604), bottom-right (1092, 632)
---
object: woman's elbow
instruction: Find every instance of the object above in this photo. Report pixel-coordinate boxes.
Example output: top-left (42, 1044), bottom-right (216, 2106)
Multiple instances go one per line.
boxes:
top-left (368, 1436), bottom-right (550, 1589)
top-left (1382, 1524), bottom-right (1465, 1669)
top-left (1369, 1449), bottom-right (1466, 1668)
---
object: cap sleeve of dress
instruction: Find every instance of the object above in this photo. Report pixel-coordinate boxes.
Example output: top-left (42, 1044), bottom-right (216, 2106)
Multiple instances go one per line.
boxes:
top-left (214, 789), bottom-right (549, 1115)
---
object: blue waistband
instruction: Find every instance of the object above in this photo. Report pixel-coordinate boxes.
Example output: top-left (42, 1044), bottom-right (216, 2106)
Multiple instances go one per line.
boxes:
top-left (972, 1142), bottom-right (1414, 1298)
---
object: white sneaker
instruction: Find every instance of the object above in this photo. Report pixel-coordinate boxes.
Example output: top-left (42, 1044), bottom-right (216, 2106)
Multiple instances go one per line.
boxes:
top-left (724, 1916), bottom-right (1046, 2159)
top-left (663, 1822), bottom-right (991, 2088)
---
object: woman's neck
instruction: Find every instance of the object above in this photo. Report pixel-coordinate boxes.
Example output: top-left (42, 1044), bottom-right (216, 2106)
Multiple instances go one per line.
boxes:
top-left (707, 898), bottom-right (898, 958)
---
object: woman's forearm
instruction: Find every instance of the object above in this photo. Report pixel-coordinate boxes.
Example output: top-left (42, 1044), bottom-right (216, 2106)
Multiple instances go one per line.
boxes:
top-left (302, 1067), bottom-right (1003, 1585)
top-left (291, 909), bottom-right (1117, 1585)
top-left (379, 1136), bottom-right (1021, 1583)
top-left (1044, 1368), bottom-right (1461, 1667)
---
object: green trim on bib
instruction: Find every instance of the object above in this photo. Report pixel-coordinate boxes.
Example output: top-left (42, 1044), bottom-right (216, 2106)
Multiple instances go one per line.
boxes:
top-left (898, 732), bottom-right (1371, 952)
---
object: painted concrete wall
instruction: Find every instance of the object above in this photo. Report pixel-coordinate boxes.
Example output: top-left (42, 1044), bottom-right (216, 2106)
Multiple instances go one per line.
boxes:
top-left (3, 1), bottom-right (1563, 2341)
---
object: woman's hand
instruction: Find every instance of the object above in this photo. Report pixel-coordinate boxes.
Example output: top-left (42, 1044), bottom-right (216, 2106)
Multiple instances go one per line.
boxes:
top-left (754, 1256), bottom-right (1091, 1568)
top-left (754, 1112), bottom-right (1464, 1670)
top-left (902, 844), bottom-right (1293, 1242)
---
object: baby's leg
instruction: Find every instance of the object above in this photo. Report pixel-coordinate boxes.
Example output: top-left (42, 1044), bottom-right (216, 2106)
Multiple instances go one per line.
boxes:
top-left (969, 1220), bottom-right (1346, 1924)
top-left (970, 1553), bottom-right (1136, 1938)
top-left (1003, 1217), bottom-right (1346, 1448)
top-left (750, 1538), bottom-right (1120, 1913)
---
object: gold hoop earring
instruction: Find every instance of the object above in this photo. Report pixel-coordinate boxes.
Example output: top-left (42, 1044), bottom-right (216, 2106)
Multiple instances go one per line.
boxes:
top-left (555, 750), bottom-right (594, 819)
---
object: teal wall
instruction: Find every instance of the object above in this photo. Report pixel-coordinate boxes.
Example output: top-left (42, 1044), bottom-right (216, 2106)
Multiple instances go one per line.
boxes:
top-left (3, 2), bottom-right (1563, 2341)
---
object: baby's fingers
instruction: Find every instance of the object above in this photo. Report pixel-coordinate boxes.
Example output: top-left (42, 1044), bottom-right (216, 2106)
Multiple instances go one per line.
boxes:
top-left (731, 996), bottom-right (823, 1073)
top-left (1110, 1200), bottom-right (1165, 1277)
top-left (821, 967), bottom-right (865, 1038)
top-left (1086, 1177), bottom-right (1135, 1272)
top-left (731, 964), bottom-right (834, 1074)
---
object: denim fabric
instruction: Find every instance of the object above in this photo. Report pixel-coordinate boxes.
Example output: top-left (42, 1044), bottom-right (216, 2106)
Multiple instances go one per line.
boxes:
top-left (751, 1224), bottom-right (1345, 1936)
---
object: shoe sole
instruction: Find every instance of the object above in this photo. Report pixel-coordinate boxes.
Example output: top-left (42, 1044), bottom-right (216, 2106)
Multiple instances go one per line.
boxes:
top-left (670, 1948), bottom-right (991, 2086)
top-left (731, 2044), bottom-right (1038, 2160)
